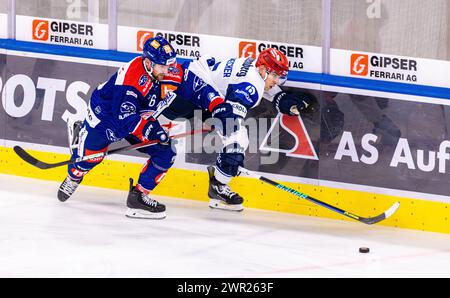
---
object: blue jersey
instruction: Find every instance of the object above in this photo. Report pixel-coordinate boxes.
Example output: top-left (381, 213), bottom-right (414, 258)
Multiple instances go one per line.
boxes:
top-left (175, 60), bottom-right (223, 111)
top-left (86, 56), bottom-right (183, 141)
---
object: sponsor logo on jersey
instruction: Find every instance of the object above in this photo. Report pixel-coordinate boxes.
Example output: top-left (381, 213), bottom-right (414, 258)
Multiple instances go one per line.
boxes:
top-left (136, 30), bottom-right (154, 51)
top-left (126, 90), bottom-right (138, 98)
top-left (239, 41), bottom-right (257, 59)
top-left (223, 59), bottom-right (236, 78)
top-left (260, 114), bottom-right (318, 160)
top-left (236, 58), bottom-right (254, 77)
top-left (120, 101), bottom-right (136, 114)
top-left (32, 19), bottom-right (49, 41)
top-left (105, 128), bottom-right (120, 142)
top-left (138, 74), bottom-right (148, 86)
top-left (350, 52), bottom-right (418, 82)
top-left (193, 76), bottom-right (207, 92)
top-left (119, 101), bottom-right (137, 120)
top-left (245, 85), bottom-right (256, 96)
top-left (234, 89), bottom-right (252, 103)
top-left (230, 102), bottom-right (247, 118)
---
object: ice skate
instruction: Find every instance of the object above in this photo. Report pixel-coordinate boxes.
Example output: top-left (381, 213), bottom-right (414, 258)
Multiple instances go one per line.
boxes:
top-left (58, 176), bottom-right (82, 202)
top-left (125, 178), bottom-right (166, 219)
top-left (207, 165), bottom-right (243, 211)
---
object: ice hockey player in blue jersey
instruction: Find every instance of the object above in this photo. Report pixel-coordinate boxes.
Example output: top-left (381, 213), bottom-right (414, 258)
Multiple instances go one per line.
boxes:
top-left (164, 48), bottom-right (317, 211)
top-left (58, 36), bottom-right (183, 219)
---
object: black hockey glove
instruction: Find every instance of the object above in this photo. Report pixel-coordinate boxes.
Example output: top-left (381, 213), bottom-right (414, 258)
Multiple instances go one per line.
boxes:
top-left (274, 91), bottom-right (318, 116)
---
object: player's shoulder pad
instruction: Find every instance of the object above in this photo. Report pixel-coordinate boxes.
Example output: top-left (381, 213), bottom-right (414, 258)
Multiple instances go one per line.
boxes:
top-left (227, 81), bottom-right (263, 108)
top-left (160, 63), bottom-right (184, 85)
top-left (115, 56), bottom-right (153, 97)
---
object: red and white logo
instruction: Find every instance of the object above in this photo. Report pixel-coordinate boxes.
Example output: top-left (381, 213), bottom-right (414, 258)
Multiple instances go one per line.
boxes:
top-left (32, 19), bottom-right (49, 41)
top-left (260, 114), bottom-right (318, 160)
top-left (70, 168), bottom-right (87, 178)
top-left (239, 41), bottom-right (257, 59)
top-left (84, 148), bottom-right (106, 163)
top-left (350, 53), bottom-right (369, 76)
top-left (137, 30), bottom-right (154, 51)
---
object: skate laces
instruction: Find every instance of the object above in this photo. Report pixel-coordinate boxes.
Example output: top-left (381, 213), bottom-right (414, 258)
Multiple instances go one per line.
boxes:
top-left (141, 194), bottom-right (158, 207)
top-left (61, 177), bottom-right (80, 195)
top-left (218, 184), bottom-right (236, 197)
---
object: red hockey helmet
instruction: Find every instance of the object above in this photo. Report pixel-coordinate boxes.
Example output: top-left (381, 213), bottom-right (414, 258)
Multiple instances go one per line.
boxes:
top-left (256, 48), bottom-right (289, 77)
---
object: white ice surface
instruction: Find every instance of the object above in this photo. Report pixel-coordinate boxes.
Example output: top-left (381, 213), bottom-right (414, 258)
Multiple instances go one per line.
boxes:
top-left (0, 173), bottom-right (449, 278)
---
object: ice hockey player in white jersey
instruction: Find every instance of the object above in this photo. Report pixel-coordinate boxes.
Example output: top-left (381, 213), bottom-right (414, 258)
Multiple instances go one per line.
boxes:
top-left (166, 48), bottom-right (317, 211)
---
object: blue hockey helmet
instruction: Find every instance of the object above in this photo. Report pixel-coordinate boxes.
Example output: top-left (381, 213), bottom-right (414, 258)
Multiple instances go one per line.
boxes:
top-left (142, 36), bottom-right (177, 67)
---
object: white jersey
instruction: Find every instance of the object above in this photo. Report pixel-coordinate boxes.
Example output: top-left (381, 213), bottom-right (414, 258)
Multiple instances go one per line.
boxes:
top-left (209, 57), bottom-right (264, 108)
top-left (186, 56), bottom-right (282, 112)
top-left (209, 57), bottom-right (281, 109)
top-left (184, 56), bottom-right (286, 180)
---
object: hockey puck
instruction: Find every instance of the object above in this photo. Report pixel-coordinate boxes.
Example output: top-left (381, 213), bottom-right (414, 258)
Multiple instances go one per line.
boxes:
top-left (359, 247), bottom-right (370, 253)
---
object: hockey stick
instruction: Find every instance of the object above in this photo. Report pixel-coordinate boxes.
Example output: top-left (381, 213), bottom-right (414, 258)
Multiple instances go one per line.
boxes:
top-left (14, 128), bottom-right (211, 170)
top-left (238, 167), bottom-right (400, 225)
top-left (13, 91), bottom-right (186, 170)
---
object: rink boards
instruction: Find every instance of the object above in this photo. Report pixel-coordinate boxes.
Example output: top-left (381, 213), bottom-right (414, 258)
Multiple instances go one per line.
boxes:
top-left (1, 43), bottom-right (450, 234)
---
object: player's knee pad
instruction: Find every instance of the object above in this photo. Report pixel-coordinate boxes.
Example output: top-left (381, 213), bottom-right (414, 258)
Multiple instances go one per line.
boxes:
top-left (148, 143), bottom-right (177, 171)
top-left (138, 160), bottom-right (168, 191)
top-left (67, 152), bottom-right (104, 179)
top-left (216, 152), bottom-right (245, 177)
top-left (221, 125), bottom-right (249, 152)
top-left (67, 128), bottom-right (108, 180)
top-left (138, 146), bottom-right (176, 191)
